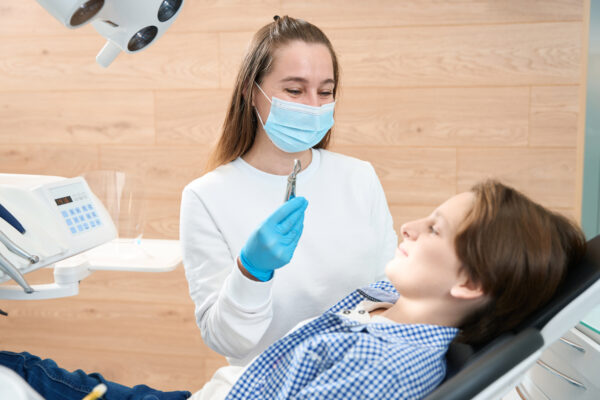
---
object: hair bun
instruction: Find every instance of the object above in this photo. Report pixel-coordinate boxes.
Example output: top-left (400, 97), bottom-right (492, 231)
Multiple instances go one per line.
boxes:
top-left (273, 15), bottom-right (280, 21)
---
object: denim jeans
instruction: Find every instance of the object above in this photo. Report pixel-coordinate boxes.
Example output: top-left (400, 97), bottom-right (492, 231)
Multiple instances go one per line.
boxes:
top-left (0, 351), bottom-right (192, 400)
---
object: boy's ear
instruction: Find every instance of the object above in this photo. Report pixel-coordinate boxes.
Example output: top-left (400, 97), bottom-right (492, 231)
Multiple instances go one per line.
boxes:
top-left (450, 273), bottom-right (485, 300)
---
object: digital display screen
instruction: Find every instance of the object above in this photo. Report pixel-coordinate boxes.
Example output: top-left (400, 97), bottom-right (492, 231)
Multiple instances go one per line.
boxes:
top-left (55, 196), bottom-right (73, 206)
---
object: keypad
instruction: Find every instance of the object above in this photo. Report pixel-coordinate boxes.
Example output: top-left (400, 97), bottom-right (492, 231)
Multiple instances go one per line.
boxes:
top-left (58, 194), bottom-right (103, 236)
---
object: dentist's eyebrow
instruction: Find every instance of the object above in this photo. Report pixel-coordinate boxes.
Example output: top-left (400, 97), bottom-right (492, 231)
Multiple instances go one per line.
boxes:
top-left (280, 77), bottom-right (335, 85)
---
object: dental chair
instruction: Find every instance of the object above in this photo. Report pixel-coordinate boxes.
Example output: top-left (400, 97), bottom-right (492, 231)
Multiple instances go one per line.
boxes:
top-left (424, 234), bottom-right (600, 400)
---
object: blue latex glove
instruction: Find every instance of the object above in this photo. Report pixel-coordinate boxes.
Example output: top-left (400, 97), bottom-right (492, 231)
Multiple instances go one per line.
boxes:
top-left (240, 196), bottom-right (308, 281)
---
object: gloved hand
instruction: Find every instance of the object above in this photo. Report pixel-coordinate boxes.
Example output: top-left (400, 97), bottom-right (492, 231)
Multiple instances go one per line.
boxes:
top-left (239, 196), bottom-right (308, 281)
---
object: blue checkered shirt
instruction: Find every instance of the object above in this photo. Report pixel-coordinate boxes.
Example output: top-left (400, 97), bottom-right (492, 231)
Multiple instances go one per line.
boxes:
top-left (225, 280), bottom-right (458, 399)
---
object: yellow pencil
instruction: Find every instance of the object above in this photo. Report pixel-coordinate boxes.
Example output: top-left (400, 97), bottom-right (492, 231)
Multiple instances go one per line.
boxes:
top-left (82, 383), bottom-right (107, 400)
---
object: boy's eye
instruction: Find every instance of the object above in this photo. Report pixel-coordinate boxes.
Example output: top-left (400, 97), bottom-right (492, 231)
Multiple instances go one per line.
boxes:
top-left (285, 89), bottom-right (301, 95)
top-left (320, 91), bottom-right (333, 97)
top-left (429, 225), bottom-right (439, 235)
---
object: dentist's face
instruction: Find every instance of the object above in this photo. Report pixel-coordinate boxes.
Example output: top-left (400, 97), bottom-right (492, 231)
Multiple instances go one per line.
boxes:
top-left (253, 40), bottom-right (335, 125)
top-left (385, 192), bottom-right (475, 300)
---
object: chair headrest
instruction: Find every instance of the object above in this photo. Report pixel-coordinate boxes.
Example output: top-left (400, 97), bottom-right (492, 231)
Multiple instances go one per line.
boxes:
top-left (442, 234), bottom-right (600, 381)
top-left (516, 234), bottom-right (600, 332)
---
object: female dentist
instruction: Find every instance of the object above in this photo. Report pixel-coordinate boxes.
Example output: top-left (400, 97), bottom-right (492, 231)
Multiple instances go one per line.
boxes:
top-left (180, 15), bottom-right (397, 366)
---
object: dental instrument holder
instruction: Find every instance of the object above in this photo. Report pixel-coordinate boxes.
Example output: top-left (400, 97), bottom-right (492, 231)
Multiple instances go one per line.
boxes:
top-left (284, 159), bottom-right (301, 202)
top-left (0, 174), bottom-right (182, 300)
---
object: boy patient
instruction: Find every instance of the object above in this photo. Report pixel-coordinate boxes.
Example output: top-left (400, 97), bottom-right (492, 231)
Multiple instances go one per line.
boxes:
top-left (0, 180), bottom-right (587, 400)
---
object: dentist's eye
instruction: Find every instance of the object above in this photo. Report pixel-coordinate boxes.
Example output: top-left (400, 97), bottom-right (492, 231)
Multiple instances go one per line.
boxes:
top-left (319, 90), bottom-right (333, 97)
top-left (285, 88), bottom-right (301, 95)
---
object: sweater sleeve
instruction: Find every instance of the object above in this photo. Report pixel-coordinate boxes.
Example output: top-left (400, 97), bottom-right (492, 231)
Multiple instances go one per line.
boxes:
top-left (366, 163), bottom-right (398, 281)
top-left (180, 185), bottom-right (274, 361)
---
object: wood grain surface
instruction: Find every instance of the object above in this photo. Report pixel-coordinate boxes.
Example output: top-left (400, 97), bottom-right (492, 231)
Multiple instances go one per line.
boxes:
top-left (0, 0), bottom-right (588, 393)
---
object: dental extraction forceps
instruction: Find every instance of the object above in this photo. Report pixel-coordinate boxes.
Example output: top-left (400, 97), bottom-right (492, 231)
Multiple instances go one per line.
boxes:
top-left (284, 159), bottom-right (301, 202)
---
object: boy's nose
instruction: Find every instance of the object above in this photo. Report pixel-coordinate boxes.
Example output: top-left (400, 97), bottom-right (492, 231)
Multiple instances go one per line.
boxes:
top-left (401, 223), bottom-right (417, 240)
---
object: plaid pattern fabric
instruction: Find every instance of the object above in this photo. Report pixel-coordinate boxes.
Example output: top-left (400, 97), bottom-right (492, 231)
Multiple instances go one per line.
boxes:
top-left (226, 281), bottom-right (458, 399)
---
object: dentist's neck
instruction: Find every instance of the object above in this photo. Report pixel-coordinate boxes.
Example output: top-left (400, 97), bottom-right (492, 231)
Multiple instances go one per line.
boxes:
top-left (243, 129), bottom-right (312, 175)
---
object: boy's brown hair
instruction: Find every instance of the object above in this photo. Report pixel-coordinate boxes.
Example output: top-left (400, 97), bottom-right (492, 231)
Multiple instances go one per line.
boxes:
top-left (455, 180), bottom-right (586, 345)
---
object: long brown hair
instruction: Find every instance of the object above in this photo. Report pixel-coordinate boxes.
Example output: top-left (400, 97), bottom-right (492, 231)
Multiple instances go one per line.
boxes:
top-left (204, 15), bottom-right (340, 172)
top-left (455, 181), bottom-right (586, 345)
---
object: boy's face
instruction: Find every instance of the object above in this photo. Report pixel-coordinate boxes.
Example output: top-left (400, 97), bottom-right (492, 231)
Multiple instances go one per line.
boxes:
top-left (385, 192), bottom-right (475, 301)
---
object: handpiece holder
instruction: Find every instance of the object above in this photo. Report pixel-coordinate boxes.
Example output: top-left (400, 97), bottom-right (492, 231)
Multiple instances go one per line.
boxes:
top-left (0, 238), bottom-right (182, 300)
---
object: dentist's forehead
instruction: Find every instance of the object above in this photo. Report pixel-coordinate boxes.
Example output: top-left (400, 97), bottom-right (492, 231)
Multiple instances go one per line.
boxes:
top-left (270, 41), bottom-right (334, 80)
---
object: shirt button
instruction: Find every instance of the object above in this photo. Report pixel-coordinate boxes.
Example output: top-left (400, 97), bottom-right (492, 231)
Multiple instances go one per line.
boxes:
top-left (342, 310), bottom-right (351, 314)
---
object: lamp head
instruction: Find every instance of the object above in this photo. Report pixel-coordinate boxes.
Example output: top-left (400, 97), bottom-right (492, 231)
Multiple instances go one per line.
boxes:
top-left (35, 0), bottom-right (184, 67)
top-left (36, 0), bottom-right (105, 28)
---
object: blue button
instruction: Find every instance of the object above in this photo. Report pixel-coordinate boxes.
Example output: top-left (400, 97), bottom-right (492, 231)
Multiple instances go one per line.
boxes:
top-left (72, 216), bottom-right (79, 223)
top-left (77, 225), bottom-right (84, 232)
top-left (70, 227), bottom-right (77, 234)
top-left (83, 223), bottom-right (89, 230)
top-left (66, 219), bottom-right (73, 226)
top-left (82, 205), bottom-right (88, 211)
top-left (69, 209), bottom-right (75, 215)
top-left (61, 210), bottom-right (69, 218)
top-left (90, 220), bottom-right (96, 228)
top-left (87, 204), bottom-right (94, 210)
top-left (91, 211), bottom-right (97, 218)
top-left (75, 207), bottom-right (82, 213)
top-left (86, 213), bottom-right (92, 219)
top-left (95, 219), bottom-right (101, 225)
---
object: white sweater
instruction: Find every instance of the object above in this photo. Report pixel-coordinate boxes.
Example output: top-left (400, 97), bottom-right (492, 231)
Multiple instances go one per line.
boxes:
top-left (180, 149), bottom-right (397, 366)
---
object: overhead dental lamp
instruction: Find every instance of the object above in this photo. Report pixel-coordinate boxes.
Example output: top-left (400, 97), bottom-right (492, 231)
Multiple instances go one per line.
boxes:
top-left (35, 0), bottom-right (184, 67)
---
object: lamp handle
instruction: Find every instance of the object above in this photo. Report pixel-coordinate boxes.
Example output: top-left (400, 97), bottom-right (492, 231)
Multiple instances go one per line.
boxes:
top-left (96, 40), bottom-right (121, 68)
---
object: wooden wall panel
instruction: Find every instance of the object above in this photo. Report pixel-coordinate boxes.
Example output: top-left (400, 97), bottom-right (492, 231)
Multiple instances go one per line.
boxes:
top-left (334, 146), bottom-right (457, 205)
top-left (334, 87), bottom-right (529, 147)
top-left (0, 0), bottom-right (588, 394)
top-left (327, 22), bottom-right (582, 88)
top-left (280, 0), bottom-right (584, 28)
top-left (171, 0), bottom-right (280, 33)
top-left (143, 198), bottom-right (182, 240)
top-left (0, 33), bottom-right (220, 91)
top-left (1, 1), bottom-right (583, 37)
top-left (0, 3), bottom-right (94, 36)
top-left (155, 89), bottom-right (230, 145)
top-left (530, 85), bottom-right (580, 147)
top-left (98, 146), bottom-right (209, 201)
top-left (0, 91), bottom-right (154, 145)
top-left (0, 145), bottom-right (99, 176)
top-left (0, 268), bottom-right (227, 391)
top-left (219, 31), bottom-right (255, 89)
top-left (457, 148), bottom-right (577, 208)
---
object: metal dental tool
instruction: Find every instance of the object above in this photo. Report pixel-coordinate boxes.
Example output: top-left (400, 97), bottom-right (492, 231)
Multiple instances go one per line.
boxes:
top-left (0, 252), bottom-right (34, 294)
top-left (0, 230), bottom-right (39, 264)
top-left (284, 159), bottom-right (302, 202)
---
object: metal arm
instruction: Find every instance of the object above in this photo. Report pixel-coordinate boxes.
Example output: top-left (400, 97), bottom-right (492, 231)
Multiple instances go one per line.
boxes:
top-left (0, 230), bottom-right (39, 264)
top-left (0, 252), bottom-right (33, 294)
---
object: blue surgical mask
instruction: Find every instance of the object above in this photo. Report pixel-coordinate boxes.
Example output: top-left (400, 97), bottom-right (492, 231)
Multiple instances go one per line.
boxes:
top-left (254, 82), bottom-right (335, 153)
